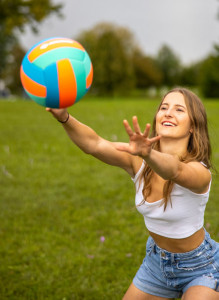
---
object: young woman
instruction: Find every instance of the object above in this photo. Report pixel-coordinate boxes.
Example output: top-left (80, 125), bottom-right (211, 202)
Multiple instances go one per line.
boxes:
top-left (47, 87), bottom-right (219, 300)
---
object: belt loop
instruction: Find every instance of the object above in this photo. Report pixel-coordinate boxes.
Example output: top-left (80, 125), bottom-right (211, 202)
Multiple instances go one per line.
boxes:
top-left (147, 240), bottom-right (155, 256)
top-left (209, 237), bottom-right (215, 252)
top-left (153, 243), bottom-right (156, 254)
top-left (216, 280), bottom-right (219, 292)
top-left (148, 241), bottom-right (156, 255)
top-left (205, 230), bottom-right (214, 249)
top-left (171, 253), bottom-right (175, 263)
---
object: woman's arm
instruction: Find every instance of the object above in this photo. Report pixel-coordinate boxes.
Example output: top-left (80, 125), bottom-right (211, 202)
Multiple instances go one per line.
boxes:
top-left (144, 150), bottom-right (211, 193)
top-left (46, 108), bottom-right (141, 177)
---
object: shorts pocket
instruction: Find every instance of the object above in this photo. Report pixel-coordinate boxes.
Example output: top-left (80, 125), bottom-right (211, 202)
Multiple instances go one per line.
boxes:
top-left (176, 251), bottom-right (214, 271)
top-left (176, 258), bottom-right (213, 271)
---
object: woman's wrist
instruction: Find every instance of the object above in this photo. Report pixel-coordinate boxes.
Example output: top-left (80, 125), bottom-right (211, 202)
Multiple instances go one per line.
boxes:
top-left (57, 112), bottom-right (70, 124)
top-left (139, 149), bottom-right (152, 160)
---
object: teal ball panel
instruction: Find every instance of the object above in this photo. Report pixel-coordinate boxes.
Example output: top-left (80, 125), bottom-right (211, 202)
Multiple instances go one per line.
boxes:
top-left (44, 62), bottom-right (60, 108)
top-left (33, 47), bottom-right (85, 70)
top-left (69, 59), bottom-right (87, 102)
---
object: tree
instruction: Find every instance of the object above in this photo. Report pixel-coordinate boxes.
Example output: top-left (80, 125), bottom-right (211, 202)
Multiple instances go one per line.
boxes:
top-left (132, 49), bottom-right (163, 89)
top-left (77, 23), bottom-right (136, 95)
top-left (2, 42), bottom-right (26, 95)
top-left (0, 0), bottom-right (62, 77)
top-left (199, 45), bottom-right (219, 98)
top-left (180, 62), bottom-right (202, 87)
top-left (156, 45), bottom-right (182, 86)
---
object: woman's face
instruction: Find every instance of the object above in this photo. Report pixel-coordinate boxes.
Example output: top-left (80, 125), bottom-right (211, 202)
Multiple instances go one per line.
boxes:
top-left (156, 92), bottom-right (192, 140)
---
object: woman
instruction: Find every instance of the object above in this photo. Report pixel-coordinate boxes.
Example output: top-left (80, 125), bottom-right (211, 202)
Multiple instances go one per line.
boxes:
top-left (47, 88), bottom-right (219, 299)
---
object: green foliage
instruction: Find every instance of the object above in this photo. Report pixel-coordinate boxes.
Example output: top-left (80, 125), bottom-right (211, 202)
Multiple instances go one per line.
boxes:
top-left (77, 23), bottom-right (136, 96)
top-left (132, 49), bottom-right (163, 88)
top-left (0, 97), bottom-right (219, 299)
top-left (77, 23), bottom-right (183, 96)
top-left (199, 45), bottom-right (219, 98)
top-left (0, 0), bottom-right (62, 34)
top-left (1, 9), bottom-right (218, 97)
top-left (0, 27), bottom-right (17, 78)
top-left (179, 62), bottom-right (202, 87)
top-left (0, 0), bottom-right (62, 76)
top-left (156, 44), bottom-right (182, 86)
top-left (2, 42), bottom-right (26, 95)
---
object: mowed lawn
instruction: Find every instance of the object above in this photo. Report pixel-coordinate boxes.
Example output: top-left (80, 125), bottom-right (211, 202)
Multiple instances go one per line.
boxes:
top-left (0, 97), bottom-right (219, 300)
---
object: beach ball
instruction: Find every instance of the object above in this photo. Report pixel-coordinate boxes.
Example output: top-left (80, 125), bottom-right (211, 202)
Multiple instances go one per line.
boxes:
top-left (20, 37), bottom-right (93, 108)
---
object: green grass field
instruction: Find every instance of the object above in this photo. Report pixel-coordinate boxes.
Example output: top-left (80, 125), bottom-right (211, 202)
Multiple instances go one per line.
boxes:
top-left (0, 97), bottom-right (219, 300)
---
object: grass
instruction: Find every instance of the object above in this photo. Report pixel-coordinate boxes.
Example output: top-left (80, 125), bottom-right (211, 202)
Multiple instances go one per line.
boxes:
top-left (0, 97), bottom-right (219, 300)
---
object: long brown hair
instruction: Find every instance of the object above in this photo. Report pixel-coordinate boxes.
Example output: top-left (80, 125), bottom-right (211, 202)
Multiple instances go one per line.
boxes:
top-left (140, 87), bottom-right (212, 210)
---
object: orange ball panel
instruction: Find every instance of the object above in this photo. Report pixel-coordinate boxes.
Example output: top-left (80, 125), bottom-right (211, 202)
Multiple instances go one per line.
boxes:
top-left (57, 59), bottom-right (77, 108)
top-left (86, 63), bottom-right (93, 89)
top-left (20, 66), bottom-right (47, 98)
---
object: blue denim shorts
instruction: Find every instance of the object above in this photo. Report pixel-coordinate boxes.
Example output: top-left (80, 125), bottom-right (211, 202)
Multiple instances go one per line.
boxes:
top-left (133, 230), bottom-right (219, 298)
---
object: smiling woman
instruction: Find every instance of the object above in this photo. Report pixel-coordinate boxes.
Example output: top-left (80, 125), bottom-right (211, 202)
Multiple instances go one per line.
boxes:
top-left (136, 88), bottom-right (212, 212)
top-left (46, 87), bottom-right (219, 299)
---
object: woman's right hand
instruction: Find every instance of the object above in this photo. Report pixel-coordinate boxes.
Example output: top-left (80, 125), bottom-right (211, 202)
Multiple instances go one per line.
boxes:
top-left (116, 116), bottom-right (161, 158)
top-left (46, 108), bottom-right (69, 123)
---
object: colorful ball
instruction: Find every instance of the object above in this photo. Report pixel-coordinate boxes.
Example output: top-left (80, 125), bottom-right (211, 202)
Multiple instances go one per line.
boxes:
top-left (20, 37), bottom-right (93, 108)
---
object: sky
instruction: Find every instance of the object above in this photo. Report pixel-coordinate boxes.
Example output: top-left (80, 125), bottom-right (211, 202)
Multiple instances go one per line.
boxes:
top-left (20, 0), bottom-right (219, 65)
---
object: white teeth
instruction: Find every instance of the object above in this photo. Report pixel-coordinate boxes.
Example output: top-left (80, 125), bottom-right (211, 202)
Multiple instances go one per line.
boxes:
top-left (163, 122), bottom-right (175, 126)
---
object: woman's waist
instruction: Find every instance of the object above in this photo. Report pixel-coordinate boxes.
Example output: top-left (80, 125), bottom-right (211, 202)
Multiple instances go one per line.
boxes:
top-left (148, 227), bottom-right (206, 253)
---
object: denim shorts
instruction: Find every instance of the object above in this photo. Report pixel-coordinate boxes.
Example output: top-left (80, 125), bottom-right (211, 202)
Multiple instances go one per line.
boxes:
top-left (133, 230), bottom-right (219, 298)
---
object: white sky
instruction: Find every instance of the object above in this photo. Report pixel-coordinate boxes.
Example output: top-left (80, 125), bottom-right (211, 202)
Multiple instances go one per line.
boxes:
top-left (20, 0), bottom-right (219, 65)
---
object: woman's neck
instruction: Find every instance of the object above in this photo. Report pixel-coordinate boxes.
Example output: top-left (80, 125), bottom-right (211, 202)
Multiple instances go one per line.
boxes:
top-left (159, 138), bottom-right (188, 157)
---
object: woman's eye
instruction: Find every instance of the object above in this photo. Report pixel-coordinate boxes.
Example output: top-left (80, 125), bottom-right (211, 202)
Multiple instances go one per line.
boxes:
top-left (160, 107), bottom-right (167, 110)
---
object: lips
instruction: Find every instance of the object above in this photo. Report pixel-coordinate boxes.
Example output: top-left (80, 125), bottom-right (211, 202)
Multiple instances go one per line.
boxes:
top-left (162, 121), bottom-right (177, 127)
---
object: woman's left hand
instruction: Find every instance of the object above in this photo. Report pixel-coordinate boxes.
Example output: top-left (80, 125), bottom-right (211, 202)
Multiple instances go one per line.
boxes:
top-left (115, 116), bottom-right (161, 158)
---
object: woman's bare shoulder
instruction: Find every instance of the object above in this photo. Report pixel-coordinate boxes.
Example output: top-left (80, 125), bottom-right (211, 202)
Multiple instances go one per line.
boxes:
top-left (131, 156), bottom-right (144, 177)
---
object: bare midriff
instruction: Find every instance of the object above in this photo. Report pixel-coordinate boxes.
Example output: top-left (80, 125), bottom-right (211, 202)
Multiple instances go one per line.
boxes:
top-left (149, 227), bottom-right (205, 253)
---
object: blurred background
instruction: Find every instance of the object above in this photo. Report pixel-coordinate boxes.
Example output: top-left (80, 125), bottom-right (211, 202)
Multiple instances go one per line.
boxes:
top-left (1, 2), bottom-right (219, 299)
top-left (0, 0), bottom-right (219, 99)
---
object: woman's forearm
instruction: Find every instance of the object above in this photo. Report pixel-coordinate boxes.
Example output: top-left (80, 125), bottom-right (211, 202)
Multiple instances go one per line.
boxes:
top-left (61, 114), bottom-right (99, 154)
top-left (143, 149), bottom-right (180, 180)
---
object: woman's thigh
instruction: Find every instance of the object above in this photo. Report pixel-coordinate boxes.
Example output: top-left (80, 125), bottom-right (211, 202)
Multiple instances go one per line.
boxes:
top-left (123, 283), bottom-right (175, 300)
top-left (182, 286), bottom-right (219, 300)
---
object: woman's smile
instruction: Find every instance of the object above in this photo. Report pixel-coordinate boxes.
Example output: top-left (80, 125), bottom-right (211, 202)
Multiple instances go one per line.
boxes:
top-left (162, 121), bottom-right (177, 127)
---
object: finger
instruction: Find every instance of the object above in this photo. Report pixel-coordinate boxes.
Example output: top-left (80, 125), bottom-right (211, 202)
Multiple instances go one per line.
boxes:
top-left (132, 116), bottom-right (142, 134)
top-left (115, 142), bottom-right (133, 154)
top-left (149, 135), bottom-right (161, 144)
top-left (143, 123), bottom-right (151, 137)
top-left (123, 120), bottom-right (134, 136)
top-left (46, 107), bottom-right (51, 112)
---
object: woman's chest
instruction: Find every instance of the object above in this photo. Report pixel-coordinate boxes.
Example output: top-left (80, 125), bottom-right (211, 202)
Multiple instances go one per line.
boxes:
top-left (146, 176), bottom-right (166, 203)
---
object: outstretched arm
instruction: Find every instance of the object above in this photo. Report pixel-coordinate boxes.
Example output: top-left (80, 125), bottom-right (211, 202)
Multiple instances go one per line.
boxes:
top-left (46, 108), bottom-right (140, 177)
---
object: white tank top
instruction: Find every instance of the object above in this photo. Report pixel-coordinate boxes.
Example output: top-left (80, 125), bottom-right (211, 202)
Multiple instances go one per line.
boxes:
top-left (132, 161), bottom-right (211, 239)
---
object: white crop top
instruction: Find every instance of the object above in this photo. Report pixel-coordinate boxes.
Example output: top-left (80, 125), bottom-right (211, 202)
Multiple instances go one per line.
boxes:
top-left (132, 161), bottom-right (211, 239)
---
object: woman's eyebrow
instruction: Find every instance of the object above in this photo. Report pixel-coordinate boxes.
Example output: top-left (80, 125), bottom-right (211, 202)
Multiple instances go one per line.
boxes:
top-left (175, 104), bottom-right (186, 109)
top-left (161, 102), bottom-right (186, 109)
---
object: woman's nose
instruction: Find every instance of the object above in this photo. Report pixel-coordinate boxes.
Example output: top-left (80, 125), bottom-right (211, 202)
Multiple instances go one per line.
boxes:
top-left (165, 108), bottom-right (173, 117)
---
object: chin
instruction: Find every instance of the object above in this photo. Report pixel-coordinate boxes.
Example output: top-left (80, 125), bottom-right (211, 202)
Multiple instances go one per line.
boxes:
top-left (160, 134), bottom-right (176, 138)
top-left (158, 129), bottom-right (175, 136)
top-left (158, 130), bottom-right (178, 138)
